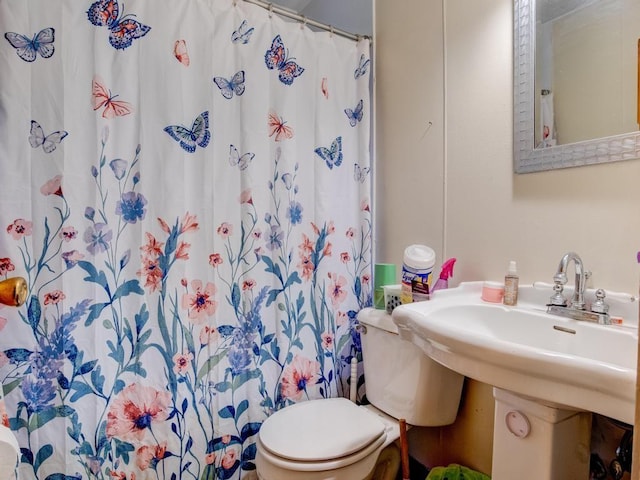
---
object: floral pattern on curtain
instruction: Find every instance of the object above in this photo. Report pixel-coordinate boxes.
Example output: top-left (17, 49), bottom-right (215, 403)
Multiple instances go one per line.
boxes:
top-left (0, 0), bottom-right (372, 479)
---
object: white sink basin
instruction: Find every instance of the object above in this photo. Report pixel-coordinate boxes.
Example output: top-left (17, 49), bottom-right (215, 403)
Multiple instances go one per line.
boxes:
top-left (392, 282), bottom-right (638, 424)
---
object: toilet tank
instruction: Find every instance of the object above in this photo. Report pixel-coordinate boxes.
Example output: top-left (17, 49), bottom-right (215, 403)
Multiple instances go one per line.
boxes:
top-left (357, 308), bottom-right (463, 426)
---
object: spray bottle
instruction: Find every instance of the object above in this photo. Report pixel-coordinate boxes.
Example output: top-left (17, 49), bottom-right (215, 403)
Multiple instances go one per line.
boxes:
top-left (431, 258), bottom-right (456, 293)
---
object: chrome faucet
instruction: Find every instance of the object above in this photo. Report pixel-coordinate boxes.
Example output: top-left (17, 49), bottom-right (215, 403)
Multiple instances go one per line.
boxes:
top-left (552, 252), bottom-right (587, 310)
top-left (547, 252), bottom-right (611, 324)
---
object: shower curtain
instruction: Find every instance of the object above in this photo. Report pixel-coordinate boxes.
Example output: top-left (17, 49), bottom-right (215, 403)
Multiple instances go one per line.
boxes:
top-left (0, 0), bottom-right (372, 478)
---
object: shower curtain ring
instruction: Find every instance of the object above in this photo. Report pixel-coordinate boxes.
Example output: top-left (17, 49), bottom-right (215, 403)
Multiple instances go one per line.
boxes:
top-left (330, 25), bottom-right (334, 37)
top-left (268, 3), bottom-right (274, 17)
top-left (300, 15), bottom-right (307, 29)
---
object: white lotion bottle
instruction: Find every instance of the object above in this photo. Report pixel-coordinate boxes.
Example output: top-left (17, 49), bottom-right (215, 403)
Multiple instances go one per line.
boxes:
top-left (503, 260), bottom-right (519, 306)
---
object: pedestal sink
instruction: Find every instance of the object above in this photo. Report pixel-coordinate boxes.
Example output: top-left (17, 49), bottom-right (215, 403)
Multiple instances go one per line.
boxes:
top-left (391, 281), bottom-right (638, 479)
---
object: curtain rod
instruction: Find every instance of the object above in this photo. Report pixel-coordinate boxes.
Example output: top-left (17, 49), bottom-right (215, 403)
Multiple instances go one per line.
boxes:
top-left (241, 0), bottom-right (370, 42)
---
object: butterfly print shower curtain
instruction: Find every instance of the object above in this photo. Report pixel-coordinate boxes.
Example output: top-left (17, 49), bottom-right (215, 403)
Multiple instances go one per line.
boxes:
top-left (0, 0), bottom-right (371, 479)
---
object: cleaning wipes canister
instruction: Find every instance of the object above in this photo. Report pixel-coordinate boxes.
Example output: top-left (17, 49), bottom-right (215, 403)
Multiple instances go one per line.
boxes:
top-left (400, 244), bottom-right (436, 304)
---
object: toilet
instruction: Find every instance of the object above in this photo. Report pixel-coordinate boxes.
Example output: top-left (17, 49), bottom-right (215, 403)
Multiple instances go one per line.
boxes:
top-left (255, 307), bottom-right (465, 480)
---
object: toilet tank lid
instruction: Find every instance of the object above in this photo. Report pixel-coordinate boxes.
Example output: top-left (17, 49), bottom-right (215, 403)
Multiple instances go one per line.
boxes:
top-left (259, 398), bottom-right (386, 462)
top-left (357, 307), bottom-right (398, 334)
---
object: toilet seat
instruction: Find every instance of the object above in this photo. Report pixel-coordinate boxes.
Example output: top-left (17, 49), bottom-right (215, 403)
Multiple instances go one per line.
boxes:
top-left (258, 397), bottom-right (387, 471)
top-left (257, 432), bottom-right (385, 472)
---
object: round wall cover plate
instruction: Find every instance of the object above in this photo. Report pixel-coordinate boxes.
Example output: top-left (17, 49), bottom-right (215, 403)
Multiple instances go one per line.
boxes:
top-left (505, 410), bottom-right (530, 438)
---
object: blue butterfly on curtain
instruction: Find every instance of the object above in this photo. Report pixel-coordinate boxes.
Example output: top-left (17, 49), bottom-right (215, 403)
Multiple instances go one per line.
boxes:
top-left (4, 28), bottom-right (55, 62)
top-left (213, 71), bottom-right (246, 99)
top-left (354, 164), bottom-right (370, 183)
top-left (87, 0), bottom-right (151, 50)
top-left (229, 145), bottom-right (254, 170)
top-left (354, 54), bottom-right (370, 79)
top-left (164, 111), bottom-right (211, 153)
top-left (315, 137), bottom-right (343, 170)
top-left (345, 99), bottom-right (363, 127)
top-left (29, 120), bottom-right (68, 153)
top-left (264, 35), bottom-right (304, 86)
top-left (232, 20), bottom-right (254, 44)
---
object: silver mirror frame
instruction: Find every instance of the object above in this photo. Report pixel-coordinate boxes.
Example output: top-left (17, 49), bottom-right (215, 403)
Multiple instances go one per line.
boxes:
top-left (514, 0), bottom-right (640, 173)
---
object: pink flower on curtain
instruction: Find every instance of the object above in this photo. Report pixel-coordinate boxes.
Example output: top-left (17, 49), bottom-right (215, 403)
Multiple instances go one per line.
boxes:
top-left (340, 252), bottom-right (350, 263)
top-left (205, 452), bottom-right (216, 465)
top-left (43, 290), bottom-right (65, 305)
top-left (181, 279), bottom-right (217, 323)
top-left (328, 273), bottom-right (347, 307)
top-left (345, 227), bottom-right (355, 239)
top-left (297, 234), bottom-right (315, 281)
top-left (208, 253), bottom-right (223, 267)
top-left (239, 189), bottom-right (253, 205)
top-left (136, 442), bottom-right (167, 470)
top-left (137, 257), bottom-right (162, 292)
top-left (172, 351), bottom-right (193, 374)
top-left (141, 232), bottom-right (164, 257)
top-left (180, 212), bottom-right (199, 233)
top-left (280, 354), bottom-right (320, 401)
top-left (59, 226), bottom-right (78, 242)
top-left (299, 234), bottom-right (313, 255)
top-left (199, 325), bottom-right (219, 345)
top-left (6, 219), bottom-right (33, 240)
top-left (216, 222), bottom-right (233, 238)
top-left (175, 241), bottom-right (191, 260)
top-left (108, 470), bottom-right (136, 480)
top-left (40, 175), bottom-right (63, 197)
top-left (242, 278), bottom-right (256, 291)
top-left (221, 449), bottom-right (238, 470)
top-left (106, 383), bottom-right (171, 441)
top-left (0, 257), bottom-right (15, 276)
top-left (297, 255), bottom-right (314, 281)
top-left (321, 332), bottom-right (334, 350)
top-left (158, 218), bottom-right (171, 234)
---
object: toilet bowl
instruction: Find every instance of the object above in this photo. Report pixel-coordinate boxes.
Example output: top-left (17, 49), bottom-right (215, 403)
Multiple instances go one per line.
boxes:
top-left (256, 398), bottom-right (396, 480)
top-left (255, 307), bottom-right (465, 480)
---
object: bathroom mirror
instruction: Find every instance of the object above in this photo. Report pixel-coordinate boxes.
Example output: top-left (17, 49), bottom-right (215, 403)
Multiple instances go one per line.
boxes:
top-left (514, 0), bottom-right (640, 173)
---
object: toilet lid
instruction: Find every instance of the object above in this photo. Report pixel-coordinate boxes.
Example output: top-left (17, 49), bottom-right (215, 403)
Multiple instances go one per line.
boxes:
top-left (259, 397), bottom-right (386, 462)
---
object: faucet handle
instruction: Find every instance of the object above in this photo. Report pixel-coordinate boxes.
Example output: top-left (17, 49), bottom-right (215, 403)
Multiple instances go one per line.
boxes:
top-left (549, 281), bottom-right (568, 306)
top-left (553, 272), bottom-right (568, 285)
top-left (590, 288), bottom-right (609, 314)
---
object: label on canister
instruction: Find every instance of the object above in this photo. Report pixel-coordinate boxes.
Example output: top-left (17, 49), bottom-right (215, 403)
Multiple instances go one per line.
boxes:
top-left (400, 244), bottom-right (436, 304)
top-left (400, 264), bottom-right (433, 303)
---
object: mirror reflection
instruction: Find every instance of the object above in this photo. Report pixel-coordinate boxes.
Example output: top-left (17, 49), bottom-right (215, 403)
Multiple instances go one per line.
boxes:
top-left (535, 0), bottom-right (640, 147)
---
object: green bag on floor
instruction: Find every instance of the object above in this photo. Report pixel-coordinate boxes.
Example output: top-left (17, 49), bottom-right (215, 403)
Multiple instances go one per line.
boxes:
top-left (426, 463), bottom-right (490, 480)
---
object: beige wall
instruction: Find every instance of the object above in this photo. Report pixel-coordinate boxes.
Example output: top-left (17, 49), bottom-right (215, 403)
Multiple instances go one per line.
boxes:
top-left (552, 0), bottom-right (639, 144)
top-left (376, 0), bottom-right (640, 300)
top-left (375, 0), bottom-right (640, 472)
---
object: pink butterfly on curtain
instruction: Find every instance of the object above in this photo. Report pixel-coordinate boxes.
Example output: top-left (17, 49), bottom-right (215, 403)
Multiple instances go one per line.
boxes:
top-left (92, 76), bottom-right (134, 119)
top-left (268, 111), bottom-right (294, 141)
top-left (264, 35), bottom-right (304, 86)
top-left (174, 39), bottom-right (190, 66)
top-left (86, 0), bottom-right (151, 50)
